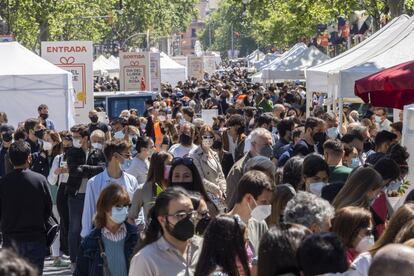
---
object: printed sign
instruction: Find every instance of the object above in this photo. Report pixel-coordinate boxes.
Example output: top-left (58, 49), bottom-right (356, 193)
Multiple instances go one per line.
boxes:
top-left (203, 56), bottom-right (216, 75)
top-left (201, 109), bottom-right (218, 127)
top-left (119, 51), bottom-right (151, 91)
top-left (41, 41), bottom-right (93, 124)
top-left (188, 56), bottom-right (204, 80)
top-left (150, 52), bottom-right (161, 92)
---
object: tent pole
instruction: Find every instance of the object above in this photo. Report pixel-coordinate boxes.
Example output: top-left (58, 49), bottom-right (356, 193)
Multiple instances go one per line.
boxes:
top-left (338, 97), bottom-right (344, 134)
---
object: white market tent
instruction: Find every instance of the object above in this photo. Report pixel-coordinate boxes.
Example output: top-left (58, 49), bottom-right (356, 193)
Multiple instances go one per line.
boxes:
top-left (108, 55), bottom-right (119, 67)
top-left (336, 14), bottom-right (414, 99)
top-left (160, 52), bottom-right (187, 86)
top-left (246, 49), bottom-right (264, 64)
top-left (0, 42), bottom-right (75, 130)
top-left (93, 55), bottom-right (119, 77)
top-left (306, 14), bottom-right (409, 95)
top-left (254, 52), bottom-right (281, 70)
top-left (263, 46), bottom-right (330, 81)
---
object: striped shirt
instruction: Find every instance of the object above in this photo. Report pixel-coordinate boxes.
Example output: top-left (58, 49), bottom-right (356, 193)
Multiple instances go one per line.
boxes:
top-left (102, 223), bottom-right (127, 242)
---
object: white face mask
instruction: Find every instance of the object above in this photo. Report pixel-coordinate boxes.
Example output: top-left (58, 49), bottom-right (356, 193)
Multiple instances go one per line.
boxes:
top-left (73, 138), bottom-right (82, 149)
top-left (248, 198), bottom-right (271, 221)
top-left (309, 181), bottom-right (326, 197)
top-left (202, 138), bottom-right (214, 148)
top-left (326, 127), bottom-right (339, 139)
top-left (374, 115), bottom-right (382, 124)
top-left (158, 115), bottom-right (166, 122)
top-left (114, 130), bottom-right (124, 140)
top-left (92, 143), bottom-right (103, 150)
top-left (42, 140), bottom-right (52, 151)
top-left (355, 235), bottom-right (375, 253)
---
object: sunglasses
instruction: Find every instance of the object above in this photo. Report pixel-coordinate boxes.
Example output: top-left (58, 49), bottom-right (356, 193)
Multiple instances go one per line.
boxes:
top-left (202, 135), bottom-right (214, 140)
top-left (172, 157), bottom-right (194, 166)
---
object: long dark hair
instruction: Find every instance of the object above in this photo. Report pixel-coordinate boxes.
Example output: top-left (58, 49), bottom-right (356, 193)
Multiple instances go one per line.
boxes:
top-left (195, 215), bottom-right (251, 276)
top-left (258, 224), bottom-right (311, 276)
top-left (168, 157), bottom-right (217, 211)
top-left (136, 186), bottom-right (190, 252)
top-left (147, 151), bottom-right (173, 195)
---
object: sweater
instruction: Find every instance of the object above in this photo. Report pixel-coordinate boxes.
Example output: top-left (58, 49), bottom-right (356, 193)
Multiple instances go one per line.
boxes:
top-left (102, 235), bottom-right (128, 276)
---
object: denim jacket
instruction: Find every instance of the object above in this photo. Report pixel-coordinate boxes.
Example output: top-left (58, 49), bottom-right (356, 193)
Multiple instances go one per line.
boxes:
top-left (74, 223), bottom-right (138, 276)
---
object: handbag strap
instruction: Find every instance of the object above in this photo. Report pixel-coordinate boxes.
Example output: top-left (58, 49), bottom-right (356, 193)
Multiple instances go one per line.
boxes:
top-left (97, 237), bottom-right (111, 276)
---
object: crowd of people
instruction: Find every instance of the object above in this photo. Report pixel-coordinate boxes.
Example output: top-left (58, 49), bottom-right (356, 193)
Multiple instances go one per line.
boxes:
top-left (0, 65), bottom-right (413, 276)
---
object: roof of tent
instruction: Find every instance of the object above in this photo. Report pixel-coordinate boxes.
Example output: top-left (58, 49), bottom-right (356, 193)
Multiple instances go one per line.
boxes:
top-left (93, 55), bottom-right (119, 73)
top-left (306, 14), bottom-right (409, 94)
top-left (160, 52), bottom-right (186, 69)
top-left (108, 55), bottom-right (119, 67)
top-left (0, 42), bottom-right (71, 76)
top-left (254, 52), bottom-right (281, 70)
top-left (247, 49), bottom-right (264, 62)
top-left (338, 14), bottom-right (414, 98)
top-left (261, 43), bottom-right (308, 72)
top-left (263, 46), bottom-right (330, 80)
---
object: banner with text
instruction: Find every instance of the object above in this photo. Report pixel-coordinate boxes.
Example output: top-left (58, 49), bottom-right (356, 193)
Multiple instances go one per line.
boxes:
top-left (188, 56), bottom-right (204, 80)
top-left (41, 41), bottom-right (93, 124)
top-left (120, 51), bottom-right (151, 91)
top-left (150, 52), bottom-right (161, 93)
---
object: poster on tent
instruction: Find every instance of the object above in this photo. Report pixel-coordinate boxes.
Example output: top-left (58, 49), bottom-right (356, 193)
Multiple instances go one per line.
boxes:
top-left (203, 56), bottom-right (216, 75)
top-left (150, 53), bottom-right (161, 92)
top-left (119, 51), bottom-right (151, 91)
top-left (188, 56), bottom-right (204, 80)
top-left (41, 41), bottom-right (93, 124)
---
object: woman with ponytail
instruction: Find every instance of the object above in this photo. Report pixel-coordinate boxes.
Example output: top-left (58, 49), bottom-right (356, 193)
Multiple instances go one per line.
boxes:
top-left (129, 186), bottom-right (202, 276)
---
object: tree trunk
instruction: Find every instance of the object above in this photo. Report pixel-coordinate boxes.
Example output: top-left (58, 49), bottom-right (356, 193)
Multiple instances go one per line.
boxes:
top-left (388, 0), bottom-right (405, 18)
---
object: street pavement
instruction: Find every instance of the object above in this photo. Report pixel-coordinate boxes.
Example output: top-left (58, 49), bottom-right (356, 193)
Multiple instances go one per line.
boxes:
top-left (43, 259), bottom-right (72, 276)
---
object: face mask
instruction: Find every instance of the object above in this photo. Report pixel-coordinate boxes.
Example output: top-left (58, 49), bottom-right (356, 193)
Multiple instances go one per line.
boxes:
top-left (202, 138), bottom-right (214, 148)
top-left (180, 134), bottom-right (192, 146)
top-left (179, 119), bottom-right (186, 126)
top-left (92, 143), bottom-right (103, 150)
top-left (309, 181), bottom-right (326, 197)
top-left (248, 96), bottom-right (253, 101)
top-left (120, 158), bottom-right (132, 171)
top-left (351, 158), bottom-right (360, 168)
top-left (374, 115), bottom-right (382, 124)
top-left (89, 116), bottom-right (98, 123)
top-left (114, 130), bottom-right (124, 140)
top-left (39, 113), bottom-right (49, 120)
top-left (272, 127), bottom-right (278, 134)
top-left (42, 140), bottom-right (52, 151)
top-left (129, 135), bottom-right (138, 145)
top-left (248, 198), bottom-right (271, 221)
top-left (237, 125), bottom-right (245, 135)
top-left (326, 127), bottom-right (339, 139)
top-left (171, 182), bottom-right (193, 191)
top-left (280, 112), bottom-right (286, 119)
top-left (312, 131), bottom-right (326, 144)
top-left (259, 144), bottom-right (273, 159)
top-left (73, 138), bottom-right (82, 148)
top-left (34, 129), bottom-right (45, 140)
top-left (164, 165), bottom-right (172, 180)
top-left (195, 216), bottom-right (211, 235)
top-left (140, 123), bottom-right (146, 130)
top-left (110, 206), bottom-right (128, 224)
top-left (212, 140), bottom-right (223, 150)
top-left (158, 115), bottom-right (166, 122)
top-left (166, 214), bottom-right (195, 241)
top-left (355, 235), bottom-right (375, 253)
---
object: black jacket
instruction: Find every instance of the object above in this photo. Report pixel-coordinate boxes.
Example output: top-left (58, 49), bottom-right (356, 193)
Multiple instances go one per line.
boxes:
top-left (0, 169), bottom-right (52, 241)
top-left (220, 150), bottom-right (234, 178)
top-left (66, 148), bottom-right (105, 195)
top-left (31, 150), bottom-right (50, 178)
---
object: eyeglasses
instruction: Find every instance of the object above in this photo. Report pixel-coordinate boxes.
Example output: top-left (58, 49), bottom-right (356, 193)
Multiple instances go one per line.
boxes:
top-left (166, 210), bottom-right (197, 221)
top-left (172, 157), bottom-right (194, 166)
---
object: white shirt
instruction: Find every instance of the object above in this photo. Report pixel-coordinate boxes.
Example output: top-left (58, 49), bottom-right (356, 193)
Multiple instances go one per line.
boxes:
top-left (227, 132), bottom-right (237, 159)
top-left (351, 252), bottom-right (372, 276)
top-left (377, 118), bottom-right (391, 132)
top-left (126, 157), bottom-right (149, 185)
top-left (168, 143), bottom-right (197, 158)
top-left (47, 154), bottom-right (69, 185)
top-left (81, 169), bottom-right (138, 238)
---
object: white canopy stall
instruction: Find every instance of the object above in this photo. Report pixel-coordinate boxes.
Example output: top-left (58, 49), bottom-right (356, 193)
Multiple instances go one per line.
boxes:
top-left (0, 42), bottom-right (75, 130)
top-left (93, 55), bottom-right (119, 77)
top-left (160, 52), bottom-right (187, 86)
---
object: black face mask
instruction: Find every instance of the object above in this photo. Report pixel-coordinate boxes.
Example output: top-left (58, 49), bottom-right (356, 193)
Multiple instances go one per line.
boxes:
top-left (313, 131), bottom-right (326, 144)
top-left (34, 129), bottom-right (45, 140)
top-left (237, 125), bottom-right (245, 135)
top-left (280, 112), bottom-right (286, 119)
top-left (89, 116), bottom-right (98, 123)
top-left (179, 134), bottom-right (192, 146)
top-left (212, 140), bottom-right (223, 150)
top-left (195, 216), bottom-right (211, 235)
top-left (39, 113), bottom-right (49, 120)
top-left (166, 215), bottom-right (195, 241)
top-left (171, 182), bottom-right (194, 191)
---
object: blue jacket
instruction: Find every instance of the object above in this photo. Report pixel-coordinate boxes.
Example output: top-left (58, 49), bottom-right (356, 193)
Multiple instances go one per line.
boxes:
top-left (74, 223), bottom-right (138, 276)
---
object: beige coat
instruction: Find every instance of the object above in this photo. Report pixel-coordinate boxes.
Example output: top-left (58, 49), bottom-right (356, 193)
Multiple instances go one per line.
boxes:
top-left (190, 146), bottom-right (227, 196)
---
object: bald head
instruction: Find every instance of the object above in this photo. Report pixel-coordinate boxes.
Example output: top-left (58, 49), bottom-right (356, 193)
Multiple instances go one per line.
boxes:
top-left (369, 244), bottom-right (414, 276)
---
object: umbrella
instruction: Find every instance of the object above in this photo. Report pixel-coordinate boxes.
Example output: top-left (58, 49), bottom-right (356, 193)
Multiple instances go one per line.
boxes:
top-left (354, 60), bottom-right (414, 109)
